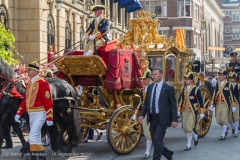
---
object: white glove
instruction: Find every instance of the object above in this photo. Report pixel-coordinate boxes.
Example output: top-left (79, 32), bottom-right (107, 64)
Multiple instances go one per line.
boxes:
top-left (200, 114), bottom-right (205, 119)
top-left (14, 115), bottom-right (21, 123)
top-left (177, 111), bottom-right (180, 117)
top-left (78, 85), bottom-right (83, 96)
top-left (89, 34), bottom-right (96, 40)
top-left (132, 114), bottom-right (136, 121)
top-left (209, 105), bottom-right (214, 111)
top-left (81, 35), bottom-right (86, 41)
top-left (232, 107), bottom-right (237, 113)
top-left (46, 121), bottom-right (53, 126)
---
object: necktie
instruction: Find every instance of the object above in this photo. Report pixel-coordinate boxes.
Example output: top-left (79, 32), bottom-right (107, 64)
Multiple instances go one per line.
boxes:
top-left (152, 84), bottom-right (157, 115)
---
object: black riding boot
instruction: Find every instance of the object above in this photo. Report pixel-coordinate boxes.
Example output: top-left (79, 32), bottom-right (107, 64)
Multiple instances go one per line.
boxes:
top-left (39, 150), bottom-right (47, 160)
top-left (30, 151), bottom-right (38, 160)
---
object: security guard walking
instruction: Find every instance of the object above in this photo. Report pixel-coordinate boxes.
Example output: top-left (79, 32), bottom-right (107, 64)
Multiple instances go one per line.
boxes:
top-left (226, 52), bottom-right (240, 74)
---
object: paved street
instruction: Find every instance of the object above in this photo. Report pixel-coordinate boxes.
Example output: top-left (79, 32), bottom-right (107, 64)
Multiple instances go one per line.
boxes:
top-left (1, 112), bottom-right (240, 160)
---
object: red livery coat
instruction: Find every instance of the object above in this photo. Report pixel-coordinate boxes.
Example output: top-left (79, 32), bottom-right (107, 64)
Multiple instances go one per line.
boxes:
top-left (17, 77), bottom-right (53, 121)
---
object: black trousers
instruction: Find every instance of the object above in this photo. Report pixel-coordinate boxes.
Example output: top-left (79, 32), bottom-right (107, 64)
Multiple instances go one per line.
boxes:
top-left (4, 126), bottom-right (13, 146)
top-left (150, 115), bottom-right (172, 160)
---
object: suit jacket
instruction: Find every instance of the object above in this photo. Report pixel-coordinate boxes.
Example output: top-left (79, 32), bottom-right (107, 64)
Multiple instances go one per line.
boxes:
top-left (86, 16), bottom-right (110, 42)
top-left (140, 82), bottom-right (178, 128)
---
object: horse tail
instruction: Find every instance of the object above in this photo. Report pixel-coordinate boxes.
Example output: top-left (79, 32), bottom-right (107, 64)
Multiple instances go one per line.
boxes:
top-left (66, 83), bottom-right (81, 146)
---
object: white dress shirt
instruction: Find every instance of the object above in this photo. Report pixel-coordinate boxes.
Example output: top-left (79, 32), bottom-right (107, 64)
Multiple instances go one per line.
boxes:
top-left (96, 16), bottom-right (100, 23)
top-left (150, 80), bottom-right (163, 114)
top-left (31, 75), bottom-right (39, 83)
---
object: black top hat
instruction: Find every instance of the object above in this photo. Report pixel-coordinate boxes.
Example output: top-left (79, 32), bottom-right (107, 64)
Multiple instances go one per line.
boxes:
top-left (89, 5), bottom-right (108, 11)
top-left (183, 72), bottom-right (194, 80)
top-left (218, 69), bottom-right (227, 75)
top-left (230, 52), bottom-right (238, 56)
top-left (27, 61), bottom-right (39, 72)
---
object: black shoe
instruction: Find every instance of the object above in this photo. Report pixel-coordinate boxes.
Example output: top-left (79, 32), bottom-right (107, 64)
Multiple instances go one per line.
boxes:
top-left (2, 144), bottom-right (13, 149)
top-left (184, 146), bottom-right (191, 151)
top-left (96, 132), bottom-right (103, 141)
top-left (82, 139), bottom-right (88, 143)
top-left (144, 154), bottom-right (150, 159)
top-left (232, 129), bottom-right (235, 134)
top-left (167, 150), bottom-right (174, 160)
top-left (39, 150), bottom-right (46, 160)
top-left (219, 136), bottom-right (225, 140)
top-left (194, 136), bottom-right (199, 146)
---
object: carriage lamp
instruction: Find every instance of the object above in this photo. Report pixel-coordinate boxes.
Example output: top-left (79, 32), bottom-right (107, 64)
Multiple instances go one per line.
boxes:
top-left (56, 0), bottom-right (63, 11)
top-left (188, 53), bottom-right (194, 62)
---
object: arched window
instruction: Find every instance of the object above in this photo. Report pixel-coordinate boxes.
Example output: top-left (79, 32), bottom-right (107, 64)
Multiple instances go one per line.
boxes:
top-left (80, 26), bottom-right (84, 50)
top-left (47, 15), bottom-right (55, 49)
top-left (65, 21), bottom-right (71, 49)
top-left (0, 5), bottom-right (8, 29)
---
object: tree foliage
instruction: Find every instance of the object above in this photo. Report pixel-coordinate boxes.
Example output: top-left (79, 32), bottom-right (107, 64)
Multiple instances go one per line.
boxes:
top-left (0, 23), bottom-right (20, 65)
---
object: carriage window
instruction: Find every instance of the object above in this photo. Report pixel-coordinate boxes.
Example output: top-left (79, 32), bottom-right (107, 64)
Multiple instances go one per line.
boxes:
top-left (165, 55), bottom-right (176, 82)
top-left (179, 57), bottom-right (184, 82)
top-left (148, 56), bottom-right (163, 73)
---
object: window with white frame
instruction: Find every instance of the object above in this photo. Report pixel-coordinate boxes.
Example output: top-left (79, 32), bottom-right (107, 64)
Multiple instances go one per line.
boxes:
top-left (158, 30), bottom-right (168, 37)
top-left (178, 0), bottom-right (191, 17)
top-left (195, 4), bottom-right (199, 21)
top-left (225, 11), bottom-right (229, 16)
top-left (145, 0), bottom-right (167, 17)
top-left (232, 11), bottom-right (239, 21)
top-left (195, 33), bottom-right (199, 49)
top-left (232, 28), bottom-right (240, 40)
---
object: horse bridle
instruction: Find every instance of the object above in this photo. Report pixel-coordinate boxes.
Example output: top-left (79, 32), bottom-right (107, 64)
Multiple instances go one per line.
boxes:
top-left (0, 73), bottom-right (24, 99)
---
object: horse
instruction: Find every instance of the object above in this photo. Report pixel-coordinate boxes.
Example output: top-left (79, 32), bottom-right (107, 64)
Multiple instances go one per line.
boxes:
top-left (0, 59), bottom-right (81, 157)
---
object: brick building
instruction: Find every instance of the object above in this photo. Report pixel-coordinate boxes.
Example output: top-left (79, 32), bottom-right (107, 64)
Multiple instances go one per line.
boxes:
top-left (216, 0), bottom-right (240, 59)
top-left (139, 0), bottom-right (224, 74)
top-left (1, 0), bottom-right (131, 64)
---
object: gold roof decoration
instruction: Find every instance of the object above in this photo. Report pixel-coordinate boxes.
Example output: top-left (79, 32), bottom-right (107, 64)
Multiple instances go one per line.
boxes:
top-left (117, 10), bottom-right (167, 51)
top-left (117, 10), bottom-right (189, 53)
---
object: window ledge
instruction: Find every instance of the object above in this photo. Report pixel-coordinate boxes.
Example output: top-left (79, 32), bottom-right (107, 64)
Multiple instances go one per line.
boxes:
top-left (177, 16), bottom-right (192, 18)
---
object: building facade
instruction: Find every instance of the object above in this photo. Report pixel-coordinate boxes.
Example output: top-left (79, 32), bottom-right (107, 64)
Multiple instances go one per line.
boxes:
top-left (1, 0), bottom-right (131, 64)
top-left (139, 0), bottom-right (224, 74)
top-left (216, 0), bottom-right (240, 59)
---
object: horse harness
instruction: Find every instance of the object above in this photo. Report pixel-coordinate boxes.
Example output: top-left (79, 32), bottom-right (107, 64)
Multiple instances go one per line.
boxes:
top-left (0, 73), bottom-right (24, 100)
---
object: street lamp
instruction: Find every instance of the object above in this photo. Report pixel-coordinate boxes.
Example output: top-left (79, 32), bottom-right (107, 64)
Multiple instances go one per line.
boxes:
top-left (202, 53), bottom-right (209, 75)
top-left (56, 0), bottom-right (63, 11)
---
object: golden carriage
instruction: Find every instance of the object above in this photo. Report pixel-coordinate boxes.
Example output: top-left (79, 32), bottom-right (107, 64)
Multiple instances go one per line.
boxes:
top-left (54, 10), bottom-right (212, 154)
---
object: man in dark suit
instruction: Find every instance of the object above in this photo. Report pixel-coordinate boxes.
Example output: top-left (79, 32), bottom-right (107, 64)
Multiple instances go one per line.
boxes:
top-left (139, 68), bottom-right (178, 160)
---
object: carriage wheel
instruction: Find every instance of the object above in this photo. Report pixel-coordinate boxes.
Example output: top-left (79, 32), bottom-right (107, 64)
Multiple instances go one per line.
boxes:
top-left (106, 105), bottom-right (142, 155)
top-left (194, 85), bottom-right (212, 138)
